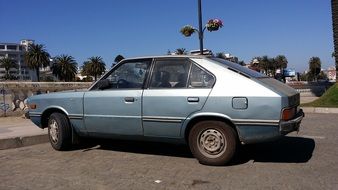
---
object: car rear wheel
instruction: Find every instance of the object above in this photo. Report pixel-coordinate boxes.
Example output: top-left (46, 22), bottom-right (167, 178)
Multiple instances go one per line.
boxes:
top-left (48, 113), bottom-right (72, 150)
top-left (189, 121), bottom-right (237, 165)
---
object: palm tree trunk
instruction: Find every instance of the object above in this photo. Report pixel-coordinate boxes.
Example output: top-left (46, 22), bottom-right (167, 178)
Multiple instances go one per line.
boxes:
top-left (36, 66), bottom-right (40, 82)
top-left (5, 70), bottom-right (9, 80)
top-left (332, 0), bottom-right (338, 83)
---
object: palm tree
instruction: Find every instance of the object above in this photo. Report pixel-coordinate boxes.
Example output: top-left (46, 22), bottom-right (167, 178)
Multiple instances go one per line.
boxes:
top-left (0, 57), bottom-right (18, 80)
top-left (309, 57), bottom-right (322, 81)
top-left (216, 52), bottom-right (225, 59)
top-left (24, 44), bottom-right (50, 82)
top-left (175, 48), bottom-right (187, 55)
top-left (256, 56), bottom-right (280, 77)
top-left (275, 55), bottom-right (288, 70)
top-left (51, 55), bottom-right (78, 82)
top-left (82, 56), bottom-right (106, 81)
top-left (114, 55), bottom-right (125, 63)
top-left (332, 0), bottom-right (338, 83)
top-left (259, 56), bottom-right (270, 75)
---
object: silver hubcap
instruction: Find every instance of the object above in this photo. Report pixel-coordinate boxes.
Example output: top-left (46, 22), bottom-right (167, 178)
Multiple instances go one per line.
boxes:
top-left (49, 119), bottom-right (59, 143)
top-left (198, 129), bottom-right (226, 158)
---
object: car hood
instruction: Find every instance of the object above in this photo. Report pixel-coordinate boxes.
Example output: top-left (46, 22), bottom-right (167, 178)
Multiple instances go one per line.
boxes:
top-left (29, 90), bottom-right (85, 100)
top-left (27, 91), bottom-right (86, 115)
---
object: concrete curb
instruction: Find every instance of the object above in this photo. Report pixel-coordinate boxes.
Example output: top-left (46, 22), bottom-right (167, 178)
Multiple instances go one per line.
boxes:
top-left (302, 107), bottom-right (338, 114)
top-left (0, 134), bottom-right (49, 150)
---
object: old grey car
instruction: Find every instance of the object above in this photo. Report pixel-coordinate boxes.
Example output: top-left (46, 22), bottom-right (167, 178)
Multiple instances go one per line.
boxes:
top-left (28, 55), bottom-right (304, 165)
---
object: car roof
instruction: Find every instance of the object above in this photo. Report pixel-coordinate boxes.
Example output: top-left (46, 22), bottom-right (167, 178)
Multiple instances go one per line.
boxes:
top-left (121, 55), bottom-right (210, 62)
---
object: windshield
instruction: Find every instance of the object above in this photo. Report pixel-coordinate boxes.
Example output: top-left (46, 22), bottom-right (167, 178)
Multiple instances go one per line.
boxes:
top-left (210, 58), bottom-right (267, 78)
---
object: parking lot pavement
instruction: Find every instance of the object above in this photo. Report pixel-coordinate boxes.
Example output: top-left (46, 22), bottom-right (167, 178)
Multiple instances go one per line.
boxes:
top-left (1, 113), bottom-right (338, 190)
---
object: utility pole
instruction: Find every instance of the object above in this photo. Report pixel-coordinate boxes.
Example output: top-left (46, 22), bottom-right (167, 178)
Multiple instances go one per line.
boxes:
top-left (198, 0), bottom-right (204, 55)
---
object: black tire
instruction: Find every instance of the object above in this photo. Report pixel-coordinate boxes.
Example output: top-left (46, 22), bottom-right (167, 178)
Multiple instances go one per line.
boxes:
top-left (188, 121), bottom-right (237, 166)
top-left (47, 112), bottom-right (72, 150)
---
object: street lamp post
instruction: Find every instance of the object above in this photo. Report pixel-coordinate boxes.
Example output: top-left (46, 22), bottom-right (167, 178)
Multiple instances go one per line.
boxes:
top-left (198, 0), bottom-right (204, 55)
top-left (180, 0), bottom-right (223, 55)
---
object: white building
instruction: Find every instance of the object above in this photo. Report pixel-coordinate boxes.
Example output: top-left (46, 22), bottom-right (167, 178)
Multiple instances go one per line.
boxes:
top-left (0, 39), bottom-right (35, 80)
top-left (323, 66), bottom-right (336, 82)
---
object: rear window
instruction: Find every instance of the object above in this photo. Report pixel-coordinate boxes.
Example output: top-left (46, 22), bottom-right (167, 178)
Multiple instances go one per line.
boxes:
top-left (210, 58), bottom-right (267, 78)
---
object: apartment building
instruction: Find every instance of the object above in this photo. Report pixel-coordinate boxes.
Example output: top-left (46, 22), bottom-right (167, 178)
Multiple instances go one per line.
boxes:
top-left (0, 39), bottom-right (35, 80)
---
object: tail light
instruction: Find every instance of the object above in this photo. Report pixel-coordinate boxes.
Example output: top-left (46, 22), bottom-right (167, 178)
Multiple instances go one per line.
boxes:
top-left (281, 107), bottom-right (296, 121)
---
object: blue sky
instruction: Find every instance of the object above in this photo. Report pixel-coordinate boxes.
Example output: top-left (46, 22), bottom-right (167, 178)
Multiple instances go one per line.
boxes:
top-left (0, 0), bottom-right (334, 71)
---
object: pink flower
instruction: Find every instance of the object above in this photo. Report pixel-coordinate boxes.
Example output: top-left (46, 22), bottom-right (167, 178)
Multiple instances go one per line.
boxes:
top-left (206, 18), bottom-right (223, 31)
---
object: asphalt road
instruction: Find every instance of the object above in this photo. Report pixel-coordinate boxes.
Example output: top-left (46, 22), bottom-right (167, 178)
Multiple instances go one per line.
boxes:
top-left (0, 113), bottom-right (337, 190)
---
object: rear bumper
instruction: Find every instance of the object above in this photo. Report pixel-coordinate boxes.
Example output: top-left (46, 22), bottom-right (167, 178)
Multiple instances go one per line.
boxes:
top-left (235, 109), bottom-right (304, 144)
top-left (280, 109), bottom-right (304, 135)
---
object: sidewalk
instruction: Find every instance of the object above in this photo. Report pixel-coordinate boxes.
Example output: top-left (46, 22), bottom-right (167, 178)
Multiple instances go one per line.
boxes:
top-left (0, 117), bottom-right (48, 150)
top-left (300, 96), bottom-right (338, 113)
top-left (300, 96), bottom-right (319, 104)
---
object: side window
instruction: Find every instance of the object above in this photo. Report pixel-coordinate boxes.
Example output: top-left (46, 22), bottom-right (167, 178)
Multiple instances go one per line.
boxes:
top-left (95, 60), bottom-right (150, 90)
top-left (149, 59), bottom-right (191, 88)
top-left (189, 64), bottom-right (215, 88)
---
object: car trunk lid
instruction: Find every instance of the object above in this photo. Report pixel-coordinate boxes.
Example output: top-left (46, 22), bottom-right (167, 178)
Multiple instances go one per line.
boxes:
top-left (257, 78), bottom-right (300, 107)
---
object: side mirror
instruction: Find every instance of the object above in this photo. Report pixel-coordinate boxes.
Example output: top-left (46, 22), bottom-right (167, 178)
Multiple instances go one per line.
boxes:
top-left (96, 79), bottom-right (110, 90)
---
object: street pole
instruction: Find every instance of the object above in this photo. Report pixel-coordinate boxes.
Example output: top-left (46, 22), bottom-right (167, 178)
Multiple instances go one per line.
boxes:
top-left (198, 0), bottom-right (204, 55)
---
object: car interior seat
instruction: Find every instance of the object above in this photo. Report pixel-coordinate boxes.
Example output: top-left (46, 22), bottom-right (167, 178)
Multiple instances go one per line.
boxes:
top-left (174, 73), bottom-right (187, 88)
top-left (157, 71), bottom-right (171, 88)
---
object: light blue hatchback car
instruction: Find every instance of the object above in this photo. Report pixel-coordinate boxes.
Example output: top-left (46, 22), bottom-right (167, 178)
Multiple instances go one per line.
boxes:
top-left (28, 55), bottom-right (304, 165)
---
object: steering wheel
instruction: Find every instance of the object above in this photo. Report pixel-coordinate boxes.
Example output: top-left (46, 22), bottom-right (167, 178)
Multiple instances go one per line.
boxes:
top-left (117, 79), bottom-right (128, 88)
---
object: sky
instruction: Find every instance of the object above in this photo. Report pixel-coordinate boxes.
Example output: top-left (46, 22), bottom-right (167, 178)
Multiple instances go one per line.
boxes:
top-left (0, 0), bottom-right (334, 72)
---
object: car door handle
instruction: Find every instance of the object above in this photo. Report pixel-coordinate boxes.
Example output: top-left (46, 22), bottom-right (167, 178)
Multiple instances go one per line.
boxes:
top-left (124, 97), bottom-right (135, 102)
top-left (187, 97), bottom-right (199, 102)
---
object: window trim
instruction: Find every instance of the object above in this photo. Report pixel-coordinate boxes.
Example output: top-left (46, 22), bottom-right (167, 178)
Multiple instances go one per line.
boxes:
top-left (145, 57), bottom-right (192, 89)
top-left (188, 59), bottom-right (216, 89)
top-left (144, 57), bottom-right (216, 90)
top-left (89, 58), bottom-right (153, 91)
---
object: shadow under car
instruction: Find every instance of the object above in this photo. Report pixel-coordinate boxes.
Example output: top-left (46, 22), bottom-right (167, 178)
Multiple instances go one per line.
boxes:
top-left (75, 136), bottom-right (315, 165)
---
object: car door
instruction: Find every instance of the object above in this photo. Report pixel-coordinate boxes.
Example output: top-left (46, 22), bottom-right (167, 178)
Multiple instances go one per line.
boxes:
top-left (83, 59), bottom-right (151, 136)
top-left (142, 58), bottom-right (215, 138)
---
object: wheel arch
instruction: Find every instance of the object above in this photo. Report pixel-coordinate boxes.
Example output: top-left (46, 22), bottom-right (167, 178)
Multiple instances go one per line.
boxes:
top-left (183, 113), bottom-right (239, 144)
top-left (41, 106), bottom-right (69, 129)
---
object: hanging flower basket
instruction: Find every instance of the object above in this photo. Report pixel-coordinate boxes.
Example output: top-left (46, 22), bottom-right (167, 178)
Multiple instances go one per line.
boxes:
top-left (206, 19), bottom-right (223, 32)
top-left (180, 25), bottom-right (196, 37)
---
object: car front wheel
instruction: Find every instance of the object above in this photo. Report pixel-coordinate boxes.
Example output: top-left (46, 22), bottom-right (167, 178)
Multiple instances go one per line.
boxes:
top-left (48, 112), bottom-right (72, 150)
top-left (189, 121), bottom-right (237, 166)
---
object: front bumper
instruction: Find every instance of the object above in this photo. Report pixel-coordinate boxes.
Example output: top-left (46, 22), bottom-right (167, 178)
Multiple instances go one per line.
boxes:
top-left (280, 109), bottom-right (304, 135)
